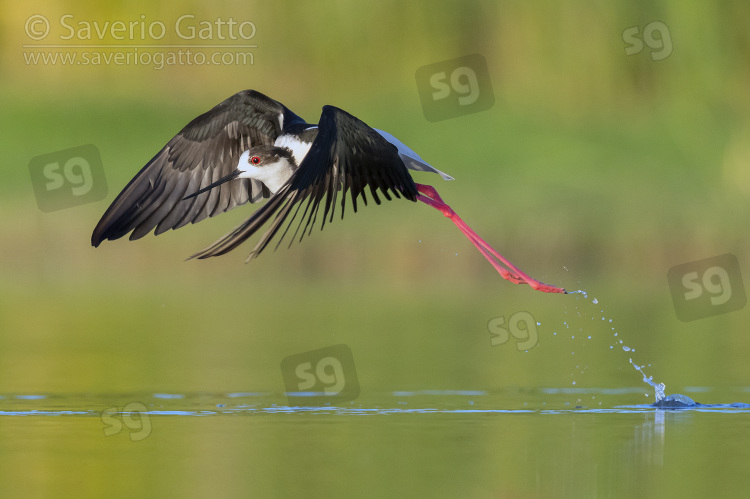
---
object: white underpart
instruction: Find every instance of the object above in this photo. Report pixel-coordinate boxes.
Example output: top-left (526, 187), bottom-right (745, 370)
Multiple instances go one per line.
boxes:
top-left (237, 150), bottom-right (296, 194)
top-left (374, 129), bottom-right (454, 181)
top-left (274, 132), bottom-right (315, 166)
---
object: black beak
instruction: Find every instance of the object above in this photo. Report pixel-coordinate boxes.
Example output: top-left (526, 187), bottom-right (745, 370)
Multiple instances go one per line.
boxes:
top-left (183, 169), bottom-right (242, 200)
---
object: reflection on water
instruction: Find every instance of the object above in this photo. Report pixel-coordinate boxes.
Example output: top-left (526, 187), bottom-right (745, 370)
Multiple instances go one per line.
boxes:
top-left (625, 410), bottom-right (666, 467)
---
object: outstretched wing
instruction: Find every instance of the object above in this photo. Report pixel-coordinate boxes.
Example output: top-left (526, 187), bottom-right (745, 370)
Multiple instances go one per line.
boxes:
top-left (91, 89), bottom-right (307, 247)
top-left (190, 105), bottom-right (419, 260)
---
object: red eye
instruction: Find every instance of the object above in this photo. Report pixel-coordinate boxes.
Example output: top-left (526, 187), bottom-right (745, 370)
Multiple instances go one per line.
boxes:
top-left (250, 156), bottom-right (261, 165)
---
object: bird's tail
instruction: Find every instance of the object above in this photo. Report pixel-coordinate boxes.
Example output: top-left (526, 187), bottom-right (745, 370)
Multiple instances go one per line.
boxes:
top-left (374, 128), bottom-right (454, 181)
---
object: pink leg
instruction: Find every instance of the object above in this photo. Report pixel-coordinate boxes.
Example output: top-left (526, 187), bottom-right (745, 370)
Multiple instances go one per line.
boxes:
top-left (415, 184), bottom-right (566, 294)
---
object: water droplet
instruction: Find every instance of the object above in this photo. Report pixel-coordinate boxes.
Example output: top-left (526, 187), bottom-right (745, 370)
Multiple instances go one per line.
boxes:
top-left (592, 298), bottom-right (598, 304)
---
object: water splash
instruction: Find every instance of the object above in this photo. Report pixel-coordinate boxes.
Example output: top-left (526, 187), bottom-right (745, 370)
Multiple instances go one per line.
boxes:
top-left (629, 359), bottom-right (665, 402)
top-left (563, 291), bottom-right (696, 408)
top-left (654, 394), bottom-right (698, 408)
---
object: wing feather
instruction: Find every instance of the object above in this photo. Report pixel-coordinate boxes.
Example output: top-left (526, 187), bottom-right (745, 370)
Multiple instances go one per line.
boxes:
top-left (91, 90), bottom-right (303, 247)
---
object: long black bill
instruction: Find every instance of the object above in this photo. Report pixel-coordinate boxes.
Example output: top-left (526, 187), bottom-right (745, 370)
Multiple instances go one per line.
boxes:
top-left (183, 169), bottom-right (242, 200)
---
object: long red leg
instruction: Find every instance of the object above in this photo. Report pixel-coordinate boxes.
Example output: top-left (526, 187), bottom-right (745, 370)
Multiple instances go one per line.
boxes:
top-left (415, 183), bottom-right (566, 294)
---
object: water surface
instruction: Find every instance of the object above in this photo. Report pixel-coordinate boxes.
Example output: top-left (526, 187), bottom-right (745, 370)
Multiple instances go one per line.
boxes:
top-left (2, 388), bottom-right (749, 497)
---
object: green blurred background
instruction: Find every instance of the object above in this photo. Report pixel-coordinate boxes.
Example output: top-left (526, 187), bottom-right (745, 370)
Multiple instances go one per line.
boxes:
top-left (1, 1), bottom-right (750, 496)
top-left (3, 0), bottom-right (750, 396)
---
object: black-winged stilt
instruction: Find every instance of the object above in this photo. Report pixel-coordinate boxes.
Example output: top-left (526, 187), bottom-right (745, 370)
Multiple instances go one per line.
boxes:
top-left (91, 90), bottom-right (565, 294)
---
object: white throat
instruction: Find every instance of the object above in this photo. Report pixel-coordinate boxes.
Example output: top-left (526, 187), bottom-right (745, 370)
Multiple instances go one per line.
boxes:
top-left (274, 133), bottom-right (314, 165)
top-left (237, 150), bottom-right (295, 193)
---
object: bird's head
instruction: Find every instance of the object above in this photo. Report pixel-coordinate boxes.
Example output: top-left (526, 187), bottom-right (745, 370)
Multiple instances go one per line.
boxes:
top-left (239, 145), bottom-right (296, 171)
top-left (237, 145), bottom-right (297, 193)
top-left (182, 146), bottom-right (297, 201)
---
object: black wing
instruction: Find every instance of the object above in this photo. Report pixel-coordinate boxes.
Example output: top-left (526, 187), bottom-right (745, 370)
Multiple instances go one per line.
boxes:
top-left (189, 105), bottom-right (419, 261)
top-left (91, 90), bottom-right (308, 247)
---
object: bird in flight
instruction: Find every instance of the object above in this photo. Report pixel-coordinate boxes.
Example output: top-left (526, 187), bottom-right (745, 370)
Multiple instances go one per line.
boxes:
top-left (91, 90), bottom-right (565, 294)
